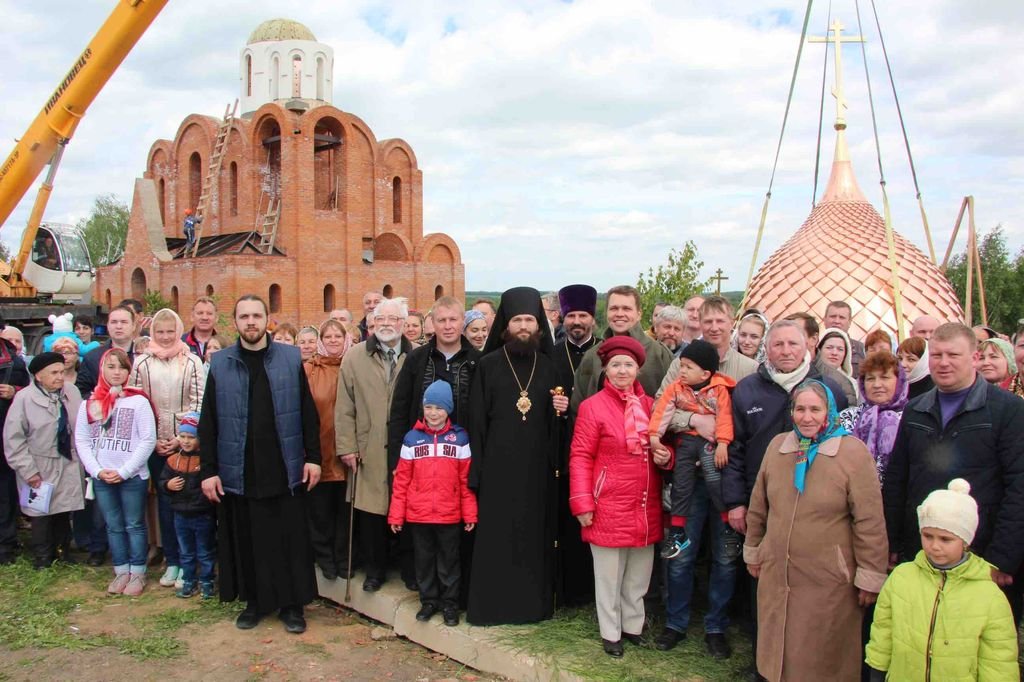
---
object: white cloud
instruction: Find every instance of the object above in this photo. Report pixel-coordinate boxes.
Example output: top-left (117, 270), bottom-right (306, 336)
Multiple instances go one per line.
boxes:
top-left (1, 0), bottom-right (1020, 297)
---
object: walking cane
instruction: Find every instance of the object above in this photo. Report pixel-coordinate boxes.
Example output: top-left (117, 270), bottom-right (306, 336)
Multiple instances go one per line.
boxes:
top-left (344, 460), bottom-right (358, 603)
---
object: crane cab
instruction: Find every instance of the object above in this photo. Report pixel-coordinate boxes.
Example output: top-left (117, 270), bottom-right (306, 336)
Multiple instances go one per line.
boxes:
top-left (23, 223), bottom-right (94, 297)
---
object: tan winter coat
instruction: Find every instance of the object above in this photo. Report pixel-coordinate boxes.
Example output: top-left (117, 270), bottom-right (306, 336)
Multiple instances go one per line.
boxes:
top-left (129, 350), bottom-right (205, 440)
top-left (3, 382), bottom-right (84, 516)
top-left (335, 338), bottom-right (409, 515)
top-left (743, 432), bottom-right (888, 682)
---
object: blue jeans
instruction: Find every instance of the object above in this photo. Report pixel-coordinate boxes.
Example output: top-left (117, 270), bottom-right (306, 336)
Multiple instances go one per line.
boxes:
top-left (93, 476), bottom-right (149, 572)
top-left (149, 454), bottom-right (180, 565)
top-left (175, 512), bottom-right (216, 583)
top-left (664, 476), bottom-right (737, 634)
top-left (72, 497), bottom-right (108, 553)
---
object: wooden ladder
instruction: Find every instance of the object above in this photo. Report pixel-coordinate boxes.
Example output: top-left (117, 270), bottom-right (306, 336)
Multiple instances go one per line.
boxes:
top-left (256, 198), bottom-right (281, 254)
top-left (189, 99), bottom-right (238, 257)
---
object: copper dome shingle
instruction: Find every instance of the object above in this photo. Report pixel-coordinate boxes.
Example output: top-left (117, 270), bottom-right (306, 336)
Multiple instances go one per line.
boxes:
top-left (745, 146), bottom-right (963, 341)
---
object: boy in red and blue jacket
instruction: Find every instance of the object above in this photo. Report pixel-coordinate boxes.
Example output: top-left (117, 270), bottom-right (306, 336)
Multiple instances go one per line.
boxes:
top-left (388, 381), bottom-right (477, 626)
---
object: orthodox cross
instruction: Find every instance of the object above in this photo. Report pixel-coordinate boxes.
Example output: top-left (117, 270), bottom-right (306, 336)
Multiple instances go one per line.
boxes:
top-left (809, 19), bottom-right (865, 130)
top-left (711, 268), bottom-right (729, 295)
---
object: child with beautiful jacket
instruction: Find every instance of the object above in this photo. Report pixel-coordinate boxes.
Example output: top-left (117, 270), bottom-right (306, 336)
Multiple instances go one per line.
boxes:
top-left (388, 381), bottom-right (477, 627)
top-left (866, 479), bottom-right (1019, 681)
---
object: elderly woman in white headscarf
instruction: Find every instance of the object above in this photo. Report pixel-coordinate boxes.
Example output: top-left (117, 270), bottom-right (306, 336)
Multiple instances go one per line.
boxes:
top-left (129, 308), bottom-right (205, 588)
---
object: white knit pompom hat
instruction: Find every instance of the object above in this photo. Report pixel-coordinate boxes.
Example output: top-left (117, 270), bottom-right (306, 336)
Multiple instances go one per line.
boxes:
top-left (917, 478), bottom-right (978, 544)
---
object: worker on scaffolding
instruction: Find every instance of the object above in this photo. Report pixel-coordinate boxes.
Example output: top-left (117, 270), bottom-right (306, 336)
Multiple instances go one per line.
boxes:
top-left (183, 208), bottom-right (201, 256)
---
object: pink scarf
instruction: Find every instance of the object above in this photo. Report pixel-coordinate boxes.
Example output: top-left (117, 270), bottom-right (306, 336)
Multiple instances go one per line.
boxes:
top-left (147, 308), bottom-right (190, 361)
top-left (608, 381), bottom-right (650, 456)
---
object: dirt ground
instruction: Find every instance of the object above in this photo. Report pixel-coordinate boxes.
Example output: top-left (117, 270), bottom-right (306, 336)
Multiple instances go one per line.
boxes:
top-left (0, 561), bottom-right (495, 682)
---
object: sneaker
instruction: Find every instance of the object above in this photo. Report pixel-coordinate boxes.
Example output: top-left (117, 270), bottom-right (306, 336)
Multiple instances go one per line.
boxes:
top-left (107, 573), bottom-right (131, 595)
top-left (722, 525), bottom-right (743, 562)
top-left (176, 580), bottom-right (198, 598)
top-left (200, 581), bottom-right (216, 599)
top-left (159, 566), bottom-right (181, 587)
top-left (123, 573), bottom-right (147, 597)
top-left (661, 530), bottom-right (690, 560)
top-left (175, 575), bottom-right (185, 590)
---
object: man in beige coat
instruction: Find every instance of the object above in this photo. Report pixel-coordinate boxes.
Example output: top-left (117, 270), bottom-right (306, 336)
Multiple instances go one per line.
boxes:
top-left (336, 297), bottom-right (414, 592)
top-left (3, 352), bottom-right (84, 568)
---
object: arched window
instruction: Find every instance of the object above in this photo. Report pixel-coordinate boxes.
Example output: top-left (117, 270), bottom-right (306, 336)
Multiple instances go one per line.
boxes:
top-left (189, 152), bottom-right (202, 211)
top-left (392, 176), bottom-right (402, 224)
top-left (245, 54), bottom-right (252, 97)
top-left (229, 162), bottom-right (238, 217)
top-left (382, 284), bottom-right (393, 298)
top-left (157, 177), bottom-right (166, 225)
top-left (271, 55), bottom-right (280, 100)
top-left (206, 284), bottom-right (214, 297)
top-left (292, 54), bottom-right (303, 98)
top-left (131, 268), bottom-right (147, 301)
top-left (104, 289), bottom-right (112, 309)
top-left (316, 57), bottom-right (324, 100)
top-left (323, 284), bottom-right (335, 312)
top-left (434, 285), bottom-right (444, 300)
top-left (170, 286), bottom-right (179, 312)
top-left (269, 283), bottom-right (282, 314)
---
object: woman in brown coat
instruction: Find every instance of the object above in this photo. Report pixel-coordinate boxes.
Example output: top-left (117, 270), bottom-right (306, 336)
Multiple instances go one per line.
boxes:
top-left (304, 319), bottom-right (353, 580)
top-left (743, 380), bottom-right (887, 682)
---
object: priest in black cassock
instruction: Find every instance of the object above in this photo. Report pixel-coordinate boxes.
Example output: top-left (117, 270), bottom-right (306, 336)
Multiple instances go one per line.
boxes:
top-left (200, 295), bottom-right (322, 634)
top-left (551, 284), bottom-right (599, 607)
top-left (467, 287), bottom-right (561, 625)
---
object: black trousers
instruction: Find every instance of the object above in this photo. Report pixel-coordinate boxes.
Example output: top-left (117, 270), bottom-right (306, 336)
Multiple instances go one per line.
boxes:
top-left (307, 481), bottom-right (350, 573)
top-left (671, 434), bottom-right (726, 519)
top-left (358, 510), bottom-right (389, 581)
top-left (409, 522), bottom-right (461, 608)
top-left (0, 467), bottom-right (19, 558)
top-left (31, 512), bottom-right (72, 565)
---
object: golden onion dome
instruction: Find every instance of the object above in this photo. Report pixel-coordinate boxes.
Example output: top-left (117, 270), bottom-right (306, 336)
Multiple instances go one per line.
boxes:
top-left (248, 19), bottom-right (317, 45)
top-left (745, 131), bottom-right (963, 341)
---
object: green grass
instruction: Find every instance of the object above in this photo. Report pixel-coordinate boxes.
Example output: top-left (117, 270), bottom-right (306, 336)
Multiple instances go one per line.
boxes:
top-left (0, 557), bottom-right (237, 661)
top-left (494, 606), bottom-right (753, 682)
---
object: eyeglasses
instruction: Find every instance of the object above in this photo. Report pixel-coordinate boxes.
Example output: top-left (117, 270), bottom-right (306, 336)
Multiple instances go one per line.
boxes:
top-left (374, 315), bottom-right (403, 324)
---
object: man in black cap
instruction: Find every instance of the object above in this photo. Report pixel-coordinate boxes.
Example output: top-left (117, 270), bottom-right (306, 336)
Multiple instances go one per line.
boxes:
top-left (467, 286), bottom-right (561, 625)
top-left (551, 284), bottom-right (599, 606)
top-left (0, 315), bottom-right (30, 564)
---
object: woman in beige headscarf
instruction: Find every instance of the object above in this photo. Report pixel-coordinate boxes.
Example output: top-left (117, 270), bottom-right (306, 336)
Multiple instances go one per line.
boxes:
top-left (129, 308), bottom-right (205, 589)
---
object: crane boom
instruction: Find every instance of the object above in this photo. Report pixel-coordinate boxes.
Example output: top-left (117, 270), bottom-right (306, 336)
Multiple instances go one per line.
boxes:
top-left (0, 0), bottom-right (168, 267)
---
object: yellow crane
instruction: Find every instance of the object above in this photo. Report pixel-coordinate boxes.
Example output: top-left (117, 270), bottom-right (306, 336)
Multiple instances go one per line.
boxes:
top-left (0, 0), bottom-right (168, 299)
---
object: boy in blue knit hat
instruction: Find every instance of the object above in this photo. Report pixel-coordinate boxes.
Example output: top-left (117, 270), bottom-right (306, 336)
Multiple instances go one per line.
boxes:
top-left (160, 412), bottom-right (216, 598)
top-left (388, 381), bottom-right (477, 626)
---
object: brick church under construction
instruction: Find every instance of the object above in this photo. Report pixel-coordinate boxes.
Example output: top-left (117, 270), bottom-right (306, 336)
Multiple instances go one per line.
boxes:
top-left (95, 18), bottom-right (465, 322)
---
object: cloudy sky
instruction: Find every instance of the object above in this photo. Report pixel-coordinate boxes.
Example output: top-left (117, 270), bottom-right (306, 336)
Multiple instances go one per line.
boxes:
top-left (1, 0), bottom-right (1021, 292)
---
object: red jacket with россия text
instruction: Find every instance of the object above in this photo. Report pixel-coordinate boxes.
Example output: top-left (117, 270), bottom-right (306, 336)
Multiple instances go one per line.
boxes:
top-left (387, 420), bottom-right (477, 525)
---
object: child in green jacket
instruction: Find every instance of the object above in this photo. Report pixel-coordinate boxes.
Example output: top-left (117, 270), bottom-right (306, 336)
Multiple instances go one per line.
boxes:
top-left (866, 479), bottom-right (1019, 681)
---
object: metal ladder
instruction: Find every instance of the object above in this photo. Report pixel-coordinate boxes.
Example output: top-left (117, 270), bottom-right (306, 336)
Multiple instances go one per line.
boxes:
top-left (189, 99), bottom-right (238, 257)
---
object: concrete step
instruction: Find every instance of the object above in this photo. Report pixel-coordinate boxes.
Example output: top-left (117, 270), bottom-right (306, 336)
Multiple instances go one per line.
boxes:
top-left (316, 568), bottom-right (585, 682)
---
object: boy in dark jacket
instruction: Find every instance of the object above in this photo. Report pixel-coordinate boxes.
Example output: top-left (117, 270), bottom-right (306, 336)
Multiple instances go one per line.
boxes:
top-left (160, 412), bottom-right (215, 598)
top-left (388, 381), bottom-right (477, 626)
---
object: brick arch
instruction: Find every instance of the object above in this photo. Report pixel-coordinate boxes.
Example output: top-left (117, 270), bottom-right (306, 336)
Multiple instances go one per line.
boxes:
top-left (171, 116), bottom-right (217, 162)
top-left (147, 141), bottom-right (173, 177)
top-left (415, 233), bottom-right (462, 264)
top-left (373, 231), bottom-right (412, 261)
top-left (378, 139), bottom-right (418, 170)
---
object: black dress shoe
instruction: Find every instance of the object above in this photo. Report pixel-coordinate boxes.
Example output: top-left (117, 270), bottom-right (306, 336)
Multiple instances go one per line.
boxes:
top-left (404, 580), bottom-right (419, 592)
top-left (602, 638), bottom-right (624, 658)
top-left (415, 603), bottom-right (439, 622)
top-left (362, 577), bottom-right (382, 592)
top-left (705, 632), bottom-right (732, 659)
top-left (442, 607), bottom-right (459, 627)
top-left (621, 632), bottom-right (644, 646)
top-left (319, 564), bottom-right (337, 581)
top-left (279, 606), bottom-right (306, 634)
top-left (336, 562), bottom-right (353, 579)
top-left (654, 627), bottom-right (685, 651)
top-left (86, 551), bottom-right (105, 567)
top-left (236, 603), bottom-right (261, 630)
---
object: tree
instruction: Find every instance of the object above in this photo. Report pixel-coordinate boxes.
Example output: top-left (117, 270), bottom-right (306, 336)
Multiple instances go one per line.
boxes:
top-left (636, 241), bottom-right (711, 323)
top-left (77, 194), bottom-right (129, 266)
top-left (945, 225), bottom-right (1024, 333)
top-left (0, 240), bottom-right (10, 263)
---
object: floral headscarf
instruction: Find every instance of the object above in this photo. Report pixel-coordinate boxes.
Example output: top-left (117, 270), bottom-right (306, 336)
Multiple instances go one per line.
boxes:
top-left (731, 312), bottom-right (770, 363)
top-left (853, 361), bottom-right (909, 479)
top-left (792, 380), bottom-right (849, 494)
